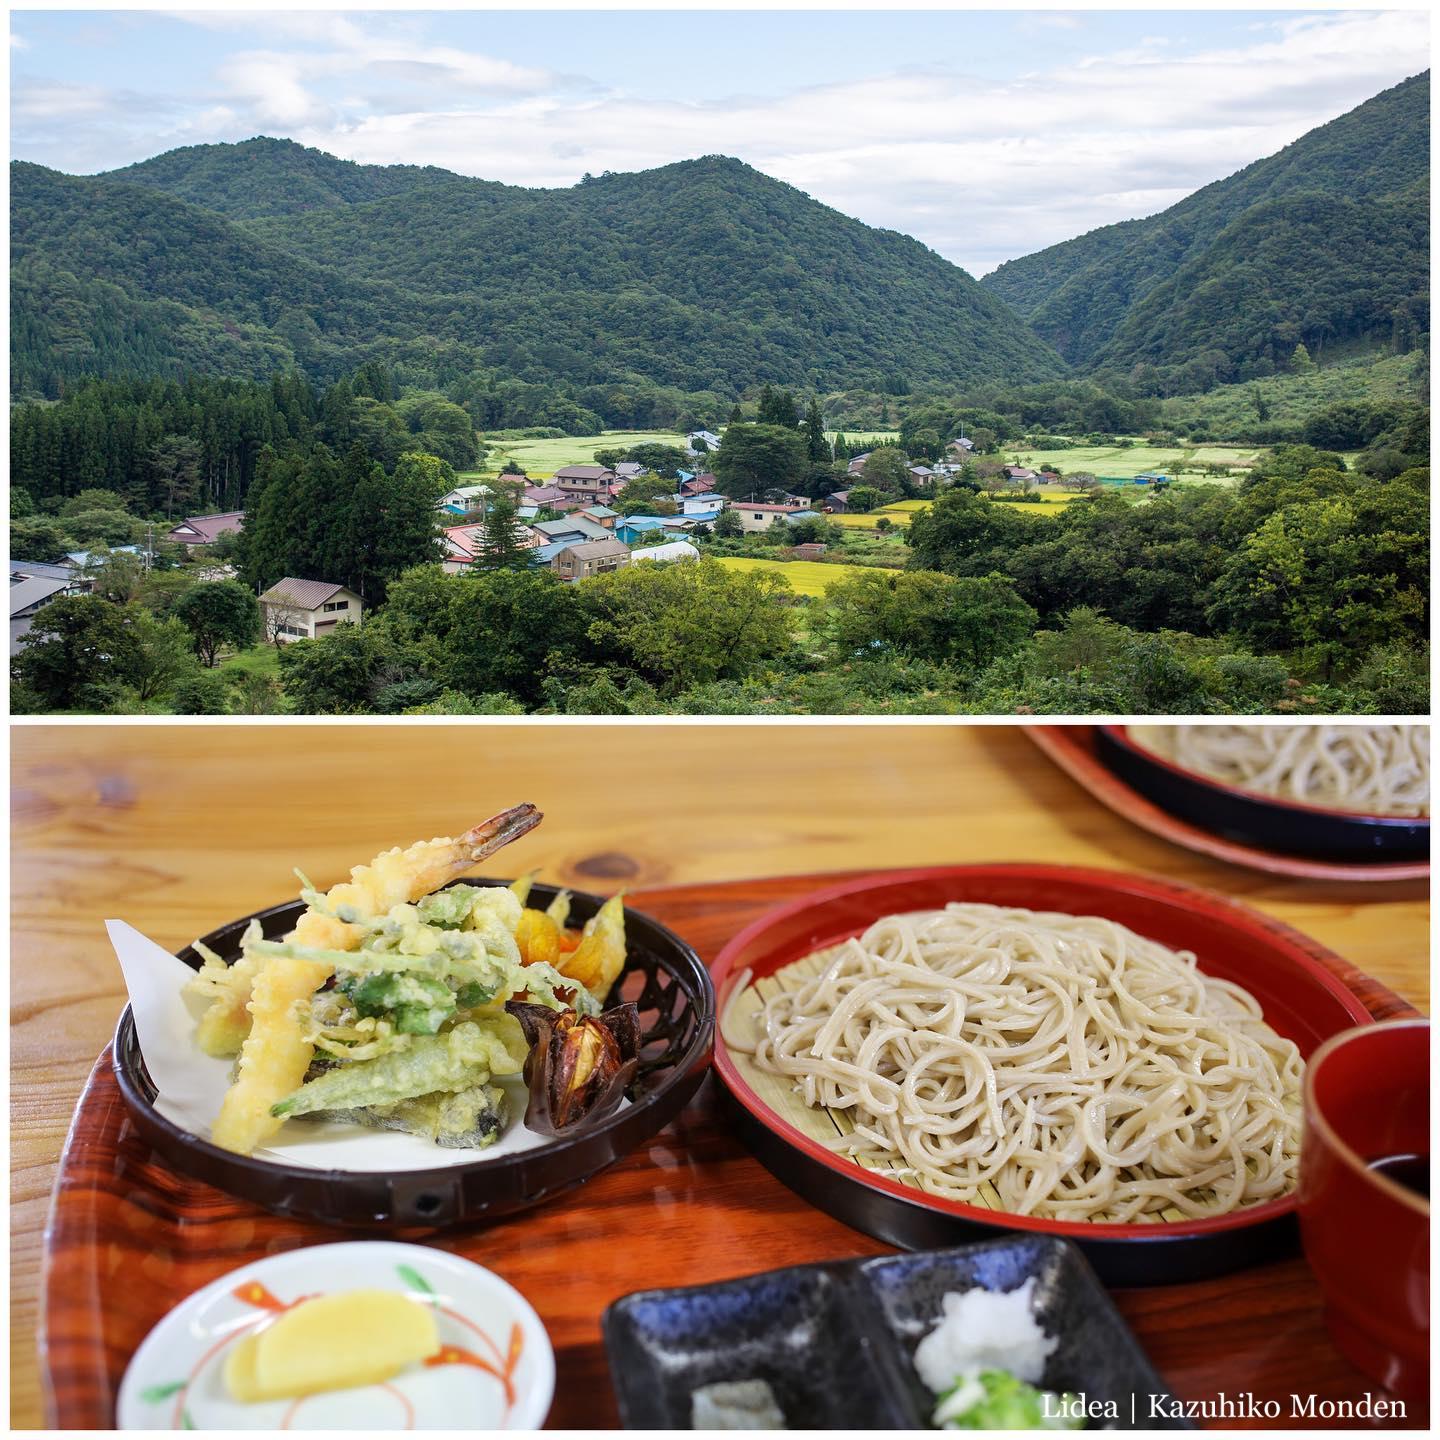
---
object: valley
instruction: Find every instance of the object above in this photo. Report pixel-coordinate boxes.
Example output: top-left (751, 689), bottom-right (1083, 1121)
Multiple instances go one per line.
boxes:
top-left (8, 69), bottom-right (1429, 718)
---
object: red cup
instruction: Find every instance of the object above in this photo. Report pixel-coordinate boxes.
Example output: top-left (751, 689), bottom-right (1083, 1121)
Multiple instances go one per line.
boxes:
top-left (1299, 1018), bottom-right (1429, 1406)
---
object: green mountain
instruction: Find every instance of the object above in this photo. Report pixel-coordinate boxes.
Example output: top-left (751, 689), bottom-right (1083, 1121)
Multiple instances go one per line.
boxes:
top-left (10, 144), bottom-right (1066, 404)
top-left (982, 73), bottom-right (1429, 384)
top-left (108, 135), bottom-right (458, 217)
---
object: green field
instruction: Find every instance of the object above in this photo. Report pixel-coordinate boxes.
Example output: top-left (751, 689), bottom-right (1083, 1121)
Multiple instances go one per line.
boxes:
top-left (468, 430), bottom-right (689, 480)
top-left (826, 429), bottom-right (900, 446)
top-left (219, 644), bottom-right (282, 679)
top-left (1159, 353), bottom-right (1425, 439)
top-left (1010, 441), bottom-right (1258, 483)
top-left (716, 556), bottom-right (850, 596)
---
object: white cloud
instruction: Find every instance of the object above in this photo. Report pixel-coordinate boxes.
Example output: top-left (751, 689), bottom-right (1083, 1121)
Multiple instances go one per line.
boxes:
top-left (192, 11), bottom-right (557, 123)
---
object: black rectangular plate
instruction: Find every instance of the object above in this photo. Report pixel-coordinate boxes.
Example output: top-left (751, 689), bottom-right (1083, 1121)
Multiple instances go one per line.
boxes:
top-left (603, 1235), bottom-right (1190, 1430)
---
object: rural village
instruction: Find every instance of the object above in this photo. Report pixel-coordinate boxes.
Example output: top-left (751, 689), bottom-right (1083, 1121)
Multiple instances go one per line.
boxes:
top-left (11, 426), bottom-right (1177, 656)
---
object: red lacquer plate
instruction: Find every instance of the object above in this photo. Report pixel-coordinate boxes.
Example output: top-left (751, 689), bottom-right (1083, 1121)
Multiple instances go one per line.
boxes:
top-left (712, 864), bottom-right (1377, 1286)
top-left (1027, 726), bottom-right (1429, 883)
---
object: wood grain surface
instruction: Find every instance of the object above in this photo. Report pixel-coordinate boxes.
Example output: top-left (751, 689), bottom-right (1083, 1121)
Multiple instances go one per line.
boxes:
top-left (10, 723), bottom-right (1431, 1429)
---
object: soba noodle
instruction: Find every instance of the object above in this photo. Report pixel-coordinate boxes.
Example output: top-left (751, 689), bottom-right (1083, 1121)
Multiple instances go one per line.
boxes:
top-left (1128, 724), bottom-right (1429, 818)
top-left (728, 904), bottom-right (1303, 1223)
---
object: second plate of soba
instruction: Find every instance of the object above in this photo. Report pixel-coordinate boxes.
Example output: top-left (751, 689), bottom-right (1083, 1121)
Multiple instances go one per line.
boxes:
top-left (1096, 724), bottom-right (1429, 862)
top-left (713, 866), bottom-right (1374, 1285)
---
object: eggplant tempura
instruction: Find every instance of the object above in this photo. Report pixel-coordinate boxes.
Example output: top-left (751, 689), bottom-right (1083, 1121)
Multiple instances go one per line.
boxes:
top-left (186, 806), bottom-right (633, 1156)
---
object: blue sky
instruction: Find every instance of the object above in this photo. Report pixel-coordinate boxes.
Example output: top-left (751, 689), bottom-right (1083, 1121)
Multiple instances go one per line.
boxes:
top-left (10, 9), bottom-right (1429, 273)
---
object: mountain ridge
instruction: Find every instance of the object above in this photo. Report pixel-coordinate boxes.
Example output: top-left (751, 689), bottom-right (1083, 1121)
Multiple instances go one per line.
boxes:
top-left (11, 147), bottom-right (1066, 405)
top-left (981, 72), bottom-right (1430, 383)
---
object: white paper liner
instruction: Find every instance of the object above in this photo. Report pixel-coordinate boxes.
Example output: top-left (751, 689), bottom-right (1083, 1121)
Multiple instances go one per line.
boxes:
top-left (105, 919), bottom-right (618, 1172)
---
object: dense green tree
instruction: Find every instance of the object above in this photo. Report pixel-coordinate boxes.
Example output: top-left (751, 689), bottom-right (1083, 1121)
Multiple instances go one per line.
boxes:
top-left (616, 474), bottom-right (678, 509)
top-left (127, 610), bottom-right (197, 702)
top-left (711, 423), bottom-right (807, 499)
top-left (238, 443), bottom-right (333, 590)
top-left (58, 488), bottom-right (131, 517)
top-left (91, 552), bottom-right (149, 605)
top-left (395, 392), bottom-right (478, 470)
top-left (11, 517), bottom-right (74, 562)
top-left (711, 506), bottom-right (743, 539)
top-left (240, 441), bottom-right (443, 604)
top-left (1206, 480), bottom-right (1428, 679)
top-left (174, 579), bottom-right (262, 666)
top-left (803, 398), bottom-right (829, 462)
top-left (581, 558), bottom-right (795, 694)
top-left (907, 427), bottom-right (941, 461)
top-left (277, 622), bottom-right (428, 714)
top-left (755, 385), bottom-right (800, 428)
top-left (861, 447), bottom-right (911, 493)
top-left (907, 488), bottom-right (1043, 575)
top-left (625, 443), bottom-right (689, 477)
top-left (969, 609), bottom-right (1300, 715)
top-left (11, 596), bottom-right (142, 710)
top-left (148, 434), bottom-right (204, 520)
top-left (783, 514), bottom-right (841, 546)
top-left (379, 565), bottom-right (584, 705)
top-left (334, 444), bottom-right (425, 602)
top-left (64, 508), bottom-right (141, 548)
top-left (820, 570), bottom-right (1037, 668)
top-left (843, 486), bottom-right (883, 513)
top-left (474, 495), bottom-right (536, 572)
top-left (171, 669), bottom-right (232, 714)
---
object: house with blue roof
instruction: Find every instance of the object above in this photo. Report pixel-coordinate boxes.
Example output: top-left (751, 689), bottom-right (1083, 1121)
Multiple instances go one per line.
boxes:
top-left (65, 546), bottom-right (141, 569)
top-left (613, 516), bottom-right (668, 544)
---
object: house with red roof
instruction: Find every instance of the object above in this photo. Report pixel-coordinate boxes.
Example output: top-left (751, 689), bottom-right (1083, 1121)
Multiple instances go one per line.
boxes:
top-left (735, 500), bottom-right (814, 534)
top-left (257, 578), bottom-right (364, 642)
top-left (166, 512), bottom-right (244, 547)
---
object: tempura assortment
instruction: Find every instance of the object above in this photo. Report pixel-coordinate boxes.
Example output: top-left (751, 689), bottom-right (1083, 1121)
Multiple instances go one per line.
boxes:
top-left (186, 805), bottom-right (636, 1157)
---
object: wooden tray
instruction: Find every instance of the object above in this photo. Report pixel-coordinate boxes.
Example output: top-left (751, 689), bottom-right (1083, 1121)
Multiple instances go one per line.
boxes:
top-left (42, 873), bottom-right (1422, 1431)
top-left (1027, 727), bottom-right (1431, 883)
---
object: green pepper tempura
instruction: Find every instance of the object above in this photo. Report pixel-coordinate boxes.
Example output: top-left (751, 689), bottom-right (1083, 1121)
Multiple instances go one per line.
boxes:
top-left (190, 870), bottom-right (602, 1151)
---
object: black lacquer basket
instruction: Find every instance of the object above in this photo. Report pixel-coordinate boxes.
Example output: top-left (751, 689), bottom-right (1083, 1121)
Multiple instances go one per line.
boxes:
top-left (1095, 726), bottom-right (1428, 862)
top-left (113, 880), bottom-right (714, 1228)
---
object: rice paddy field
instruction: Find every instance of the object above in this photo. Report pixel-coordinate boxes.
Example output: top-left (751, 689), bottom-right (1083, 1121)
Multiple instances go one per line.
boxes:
top-left (465, 430), bottom-right (689, 480)
top-left (992, 492), bottom-right (1088, 518)
top-left (831, 499), bottom-right (930, 529)
top-left (1009, 441), bottom-right (1258, 485)
top-left (716, 557), bottom-right (850, 596)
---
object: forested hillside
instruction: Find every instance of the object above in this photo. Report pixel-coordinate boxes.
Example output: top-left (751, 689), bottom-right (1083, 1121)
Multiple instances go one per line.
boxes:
top-left (109, 136), bottom-right (461, 217)
top-left (10, 148), bottom-right (1065, 410)
top-left (982, 72), bottom-right (1429, 387)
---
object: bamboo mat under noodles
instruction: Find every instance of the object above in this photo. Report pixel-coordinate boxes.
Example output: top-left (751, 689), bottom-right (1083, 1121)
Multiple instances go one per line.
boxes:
top-left (722, 944), bottom-right (1193, 1224)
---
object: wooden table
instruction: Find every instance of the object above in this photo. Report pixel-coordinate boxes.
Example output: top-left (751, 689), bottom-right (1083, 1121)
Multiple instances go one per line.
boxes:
top-left (10, 723), bottom-right (1430, 1429)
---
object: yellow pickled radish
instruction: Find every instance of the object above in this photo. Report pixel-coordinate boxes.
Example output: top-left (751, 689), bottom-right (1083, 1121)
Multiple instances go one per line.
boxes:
top-left (224, 1290), bottom-right (441, 1402)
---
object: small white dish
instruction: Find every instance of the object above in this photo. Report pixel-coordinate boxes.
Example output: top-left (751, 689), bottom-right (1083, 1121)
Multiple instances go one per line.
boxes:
top-left (116, 1241), bottom-right (555, 1430)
